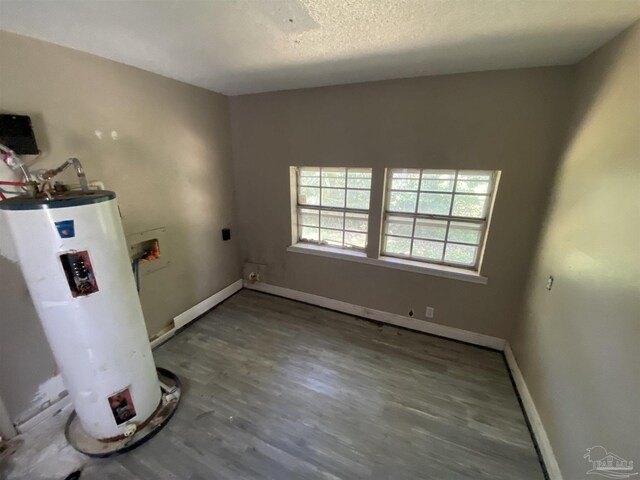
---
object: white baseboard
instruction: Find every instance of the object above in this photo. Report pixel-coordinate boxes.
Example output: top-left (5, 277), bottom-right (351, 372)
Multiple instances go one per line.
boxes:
top-left (150, 328), bottom-right (176, 350)
top-left (14, 279), bottom-right (243, 433)
top-left (244, 281), bottom-right (506, 351)
top-left (14, 277), bottom-right (561, 480)
top-left (244, 281), bottom-right (561, 475)
top-left (504, 343), bottom-right (563, 480)
top-left (13, 373), bottom-right (68, 430)
top-left (16, 393), bottom-right (72, 434)
top-left (173, 279), bottom-right (243, 329)
top-left (0, 395), bottom-right (18, 439)
top-left (153, 278), bottom-right (244, 349)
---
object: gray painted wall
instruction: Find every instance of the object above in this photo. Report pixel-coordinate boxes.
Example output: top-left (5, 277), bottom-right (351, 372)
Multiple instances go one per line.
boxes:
top-left (512, 23), bottom-right (640, 479)
top-left (229, 67), bottom-right (573, 341)
top-left (1, 25), bottom-right (637, 479)
top-left (0, 32), bottom-right (241, 423)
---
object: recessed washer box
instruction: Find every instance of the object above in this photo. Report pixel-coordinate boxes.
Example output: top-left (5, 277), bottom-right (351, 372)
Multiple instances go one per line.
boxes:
top-left (127, 227), bottom-right (169, 275)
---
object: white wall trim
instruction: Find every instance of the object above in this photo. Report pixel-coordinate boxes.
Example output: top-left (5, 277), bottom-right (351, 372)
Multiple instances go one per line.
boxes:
top-left (150, 328), bottom-right (176, 350)
top-left (153, 278), bottom-right (244, 349)
top-left (0, 394), bottom-right (18, 439)
top-left (173, 279), bottom-right (243, 329)
top-left (244, 281), bottom-right (505, 350)
top-left (504, 343), bottom-right (563, 480)
top-left (15, 392), bottom-right (72, 434)
top-left (245, 281), bottom-right (562, 476)
top-left (287, 244), bottom-right (489, 285)
top-left (13, 373), bottom-right (68, 428)
top-left (14, 279), bottom-right (243, 433)
top-left (13, 278), bottom-right (561, 480)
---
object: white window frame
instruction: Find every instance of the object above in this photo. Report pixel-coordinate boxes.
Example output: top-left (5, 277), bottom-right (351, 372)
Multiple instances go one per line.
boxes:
top-left (293, 167), bottom-right (372, 252)
top-left (381, 169), bottom-right (500, 271)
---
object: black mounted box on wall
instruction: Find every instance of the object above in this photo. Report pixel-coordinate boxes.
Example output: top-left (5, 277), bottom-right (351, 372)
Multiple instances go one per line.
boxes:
top-left (222, 228), bottom-right (231, 241)
top-left (0, 114), bottom-right (39, 155)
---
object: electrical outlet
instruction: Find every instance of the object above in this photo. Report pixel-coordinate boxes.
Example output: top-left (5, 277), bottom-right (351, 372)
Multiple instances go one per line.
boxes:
top-left (425, 307), bottom-right (435, 318)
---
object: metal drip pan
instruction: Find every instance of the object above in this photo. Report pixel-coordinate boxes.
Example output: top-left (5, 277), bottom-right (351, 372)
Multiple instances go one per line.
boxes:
top-left (65, 368), bottom-right (181, 458)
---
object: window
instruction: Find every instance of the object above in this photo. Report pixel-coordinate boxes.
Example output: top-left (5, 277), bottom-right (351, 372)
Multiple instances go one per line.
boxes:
top-left (382, 169), bottom-right (498, 269)
top-left (290, 166), bottom-right (500, 281)
top-left (295, 167), bottom-right (372, 250)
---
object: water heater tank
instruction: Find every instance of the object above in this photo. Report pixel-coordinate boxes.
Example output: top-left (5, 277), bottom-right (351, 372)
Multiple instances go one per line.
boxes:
top-left (0, 191), bottom-right (161, 440)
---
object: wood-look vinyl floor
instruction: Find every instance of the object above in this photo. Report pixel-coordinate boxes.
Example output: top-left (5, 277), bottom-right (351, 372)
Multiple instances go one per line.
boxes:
top-left (17, 290), bottom-right (546, 479)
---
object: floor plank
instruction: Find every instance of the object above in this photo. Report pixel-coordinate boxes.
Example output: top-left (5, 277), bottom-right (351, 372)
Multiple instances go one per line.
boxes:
top-left (3, 290), bottom-right (545, 479)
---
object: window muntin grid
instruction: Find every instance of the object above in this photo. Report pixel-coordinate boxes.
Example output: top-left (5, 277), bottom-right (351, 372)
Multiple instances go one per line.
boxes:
top-left (296, 167), bottom-right (372, 250)
top-left (383, 169), bottom-right (497, 269)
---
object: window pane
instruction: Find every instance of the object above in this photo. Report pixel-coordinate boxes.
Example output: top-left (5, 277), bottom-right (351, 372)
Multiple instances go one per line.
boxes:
top-left (451, 195), bottom-right (488, 218)
top-left (420, 170), bottom-right (455, 192)
top-left (412, 239), bottom-right (444, 262)
top-left (321, 168), bottom-right (346, 187)
top-left (299, 208), bottom-right (319, 226)
top-left (388, 191), bottom-right (417, 212)
top-left (347, 169), bottom-right (372, 189)
top-left (417, 193), bottom-right (452, 215)
top-left (299, 187), bottom-right (320, 205)
top-left (299, 167), bottom-right (320, 176)
top-left (321, 188), bottom-right (345, 207)
top-left (455, 180), bottom-right (490, 194)
top-left (320, 228), bottom-right (343, 246)
top-left (384, 236), bottom-right (411, 256)
top-left (345, 212), bottom-right (368, 232)
top-left (385, 216), bottom-right (413, 237)
top-left (420, 179), bottom-right (454, 192)
top-left (344, 231), bottom-right (366, 249)
top-left (457, 171), bottom-right (492, 182)
top-left (448, 221), bottom-right (482, 244)
top-left (346, 190), bottom-right (370, 210)
top-left (320, 210), bottom-right (344, 229)
top-left (444, 244), bottom-right (477, 266)
top-left (299, 173), bottom-right (320, 186)
top-left (414, 218), bottom-right (447, 241)
top-left (390, 171), bottom-right (420, 190)
top-left (300, 226), bottom-right (319, 242)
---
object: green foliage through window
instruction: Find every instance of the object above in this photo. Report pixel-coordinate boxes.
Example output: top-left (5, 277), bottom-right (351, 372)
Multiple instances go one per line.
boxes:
top-left (383, 169), bottom-right (497, 268)
top-left (297, 167), bottom-right (372, 251)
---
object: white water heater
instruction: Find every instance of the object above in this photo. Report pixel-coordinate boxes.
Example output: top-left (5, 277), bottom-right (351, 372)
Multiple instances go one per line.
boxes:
top-left (1, 191), bottom-right (161, 441)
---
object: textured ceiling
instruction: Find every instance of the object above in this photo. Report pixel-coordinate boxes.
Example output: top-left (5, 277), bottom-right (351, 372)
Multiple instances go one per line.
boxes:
top-left (0, 0), bottom-right (638, 95)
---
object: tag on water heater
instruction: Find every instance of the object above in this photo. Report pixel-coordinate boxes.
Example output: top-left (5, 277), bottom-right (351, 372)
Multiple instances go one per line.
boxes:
top-left (55, 220), bottom-right (75, 238)
top-left (108, 387), bottom-right (137, 425)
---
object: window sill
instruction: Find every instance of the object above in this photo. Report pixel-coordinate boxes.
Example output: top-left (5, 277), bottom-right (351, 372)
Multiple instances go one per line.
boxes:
top-left (286, 244), bottom-right (488, 285)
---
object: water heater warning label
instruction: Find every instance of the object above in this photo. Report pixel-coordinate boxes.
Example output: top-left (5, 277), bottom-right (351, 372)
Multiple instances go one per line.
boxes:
top-left (55, 220), bottom-right (75, 238)
top-left (108, 387), bottom-right (137, 425)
